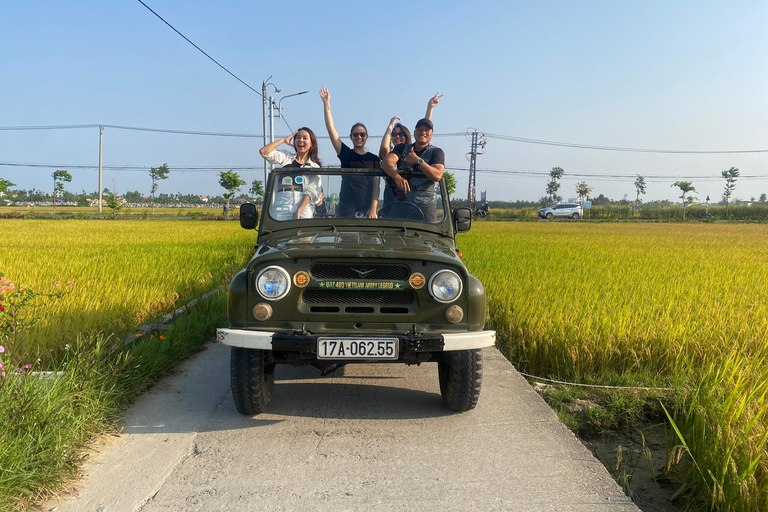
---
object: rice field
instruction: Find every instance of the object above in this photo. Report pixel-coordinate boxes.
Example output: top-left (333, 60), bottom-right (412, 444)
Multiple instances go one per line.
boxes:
top-left (459, 223), bottom-right (768, 512)
top-left (0, 218), bottom-right (255, 360)
top-left (2, 219), bottom-right (767, 510)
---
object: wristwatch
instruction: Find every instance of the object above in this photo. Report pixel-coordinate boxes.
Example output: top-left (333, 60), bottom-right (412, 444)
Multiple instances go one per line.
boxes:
top-left (416, 158), bottom-right (424, 166)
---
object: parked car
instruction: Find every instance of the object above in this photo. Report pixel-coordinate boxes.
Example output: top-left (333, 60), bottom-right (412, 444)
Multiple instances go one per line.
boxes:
top-left (218, 168), bottom-right (496, 415)
top-left (539, 203), bottom-right (583, 219)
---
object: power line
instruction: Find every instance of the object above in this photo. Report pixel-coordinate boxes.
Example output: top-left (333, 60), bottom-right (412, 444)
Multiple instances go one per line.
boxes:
top-left (135, 0), bottom-right (263, 98)
top-left (5, 161), bottom-right (767, 183)
top-left (2, 123), bottom-right (766, 154)
top-left (484, 133), bottom-right (768, 154)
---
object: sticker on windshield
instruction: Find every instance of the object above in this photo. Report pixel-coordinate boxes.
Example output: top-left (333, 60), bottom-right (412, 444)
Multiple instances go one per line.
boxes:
top-left (295, 176), bottom-right (304, 185)
top-left (281, 176), bottom-right (293, 186)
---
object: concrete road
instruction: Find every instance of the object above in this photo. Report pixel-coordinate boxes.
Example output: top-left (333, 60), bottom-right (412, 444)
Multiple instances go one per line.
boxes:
top-left (46, 343), bottom-right (638, 512)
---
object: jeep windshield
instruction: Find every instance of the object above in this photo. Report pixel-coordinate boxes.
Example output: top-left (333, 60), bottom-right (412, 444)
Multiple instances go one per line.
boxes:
top-left (266, 168), bottom-right (448, 224)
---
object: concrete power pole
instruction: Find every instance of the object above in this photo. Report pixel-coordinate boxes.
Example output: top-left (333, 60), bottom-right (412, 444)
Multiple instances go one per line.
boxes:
top-left (466, 129), bottom-right (487, 212)
top-left (262, 81), bottom-right (269, 186)
top-left (467, 130), bottom-right (478, 211)
top-left (98, 125), bottom-right (103, 213)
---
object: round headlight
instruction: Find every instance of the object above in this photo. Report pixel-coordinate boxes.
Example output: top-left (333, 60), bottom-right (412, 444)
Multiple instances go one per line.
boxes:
top-left (428, 270), bottom-right (463, 303)
top-left (255, 266), bottom-right (291, 301)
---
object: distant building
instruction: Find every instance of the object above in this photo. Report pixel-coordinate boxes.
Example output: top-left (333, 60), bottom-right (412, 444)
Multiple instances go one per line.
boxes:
top-left (200, 196), bottom-right (209, 203)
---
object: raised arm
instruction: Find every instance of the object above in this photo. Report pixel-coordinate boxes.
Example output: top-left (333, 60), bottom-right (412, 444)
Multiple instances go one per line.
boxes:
top-left (319, 87), bottom-right (342, 155)
top-left (425, 92), bottom-right (443, 120)
top-left (379, 116), bottom-right (400, 159)
top-left (260, 132), bottom-right (297, 159)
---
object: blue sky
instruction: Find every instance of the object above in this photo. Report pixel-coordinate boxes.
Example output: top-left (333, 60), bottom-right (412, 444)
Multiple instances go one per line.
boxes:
top-left (1, 0), bottom-right (766, 203)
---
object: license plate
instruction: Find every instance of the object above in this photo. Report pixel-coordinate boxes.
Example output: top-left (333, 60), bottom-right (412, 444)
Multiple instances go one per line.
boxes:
top-left (317, 338), bottom-right (398, 360)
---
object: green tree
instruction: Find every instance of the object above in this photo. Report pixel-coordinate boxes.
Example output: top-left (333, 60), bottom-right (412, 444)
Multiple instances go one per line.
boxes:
top-left (759, 193), bottom-right (767, 204)
top-left (219, 170), bottom-right (246, 216)
top-left (575, 181), bottom-right (591, 205)
top-left (149, 164), bottom-right (170, 214)
top-left (721, 167), bottom-right (740, 218)
top-left (672, 181), bottom-right (696, 220)
top-left (0, 178), bottom-right (15, 195)
top-left (634, 175), bottom-right (646, 216)
top-left (546, 167), bottom-right (564, 203)
top-left (52, 170), bottom-right (72, 214)
top-left (105, 191), bottom-right (123, 216)
top-left (249, 179), bottom-right (265, 205)
top-left (443, 171), bottom-right (457, 198)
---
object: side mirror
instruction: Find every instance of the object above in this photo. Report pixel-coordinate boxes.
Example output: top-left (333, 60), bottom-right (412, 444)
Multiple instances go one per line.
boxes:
top-left (239, 203), bottom-right (259, 230)
top-left (453, 207), bottom-right (472, 233)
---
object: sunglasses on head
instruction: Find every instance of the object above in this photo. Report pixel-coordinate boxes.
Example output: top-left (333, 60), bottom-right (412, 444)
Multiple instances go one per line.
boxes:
top-left (351, 132), bottom-right (367, 138)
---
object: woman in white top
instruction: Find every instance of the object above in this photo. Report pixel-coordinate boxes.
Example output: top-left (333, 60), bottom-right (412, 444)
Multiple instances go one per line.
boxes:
top-left (259, 127), bottom-right (322, 220)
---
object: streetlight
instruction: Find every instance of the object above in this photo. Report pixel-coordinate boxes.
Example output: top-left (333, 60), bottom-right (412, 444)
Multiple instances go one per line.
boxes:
top-left (262, 76), bottom-right (280, 185)
top-left (267, 91), bottom-right (309, 174)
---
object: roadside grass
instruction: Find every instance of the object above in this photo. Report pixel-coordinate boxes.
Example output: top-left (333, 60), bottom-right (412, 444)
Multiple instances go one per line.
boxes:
top-left (459, 223), bottom-right (768, 511)
top-left (0, 291), bottom-right (227, 512)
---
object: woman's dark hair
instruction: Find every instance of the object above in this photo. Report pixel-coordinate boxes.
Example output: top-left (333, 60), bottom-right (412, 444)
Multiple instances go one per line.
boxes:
top-left (392, 123), bottom-right (411, 145)
top-left (350, 122), bottom-right (367, 135)
top-left (296, 127), bottom-right (322, 166)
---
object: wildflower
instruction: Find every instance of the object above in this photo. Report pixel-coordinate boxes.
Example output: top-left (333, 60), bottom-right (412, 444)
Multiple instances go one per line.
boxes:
top-left (0, 362), bottom-right (4, 369)
top-left (159, 335), bottom-right (166, 340)
top-left (1, 372), bottom-right (5, 378)
top-left (64, 344), bottom-right (70, 351)
top-left (0, 346), bottom-right (4, 353)
top-left (24, 364), bottom-right (31, 369)
top-left (135, 333), bottom-right (142, 338)
top-left (54, 281), bottom-right (61, 287)
top-left (0, 305), bottom-right (4, 311)
top-left (67, 281), bottom-right (74, 286)
top-left (37, 358), bottom-right (41, 363)
top-left (150, 335), bottom-right (155, 339)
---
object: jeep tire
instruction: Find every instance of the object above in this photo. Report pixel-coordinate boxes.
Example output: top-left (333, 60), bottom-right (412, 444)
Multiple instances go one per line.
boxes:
top-left (438, 349), bottom-right (483, 412)
top-left (546, 212), bottom-right (553, 219)
top-left (230, 347), bottom-right (275, 415)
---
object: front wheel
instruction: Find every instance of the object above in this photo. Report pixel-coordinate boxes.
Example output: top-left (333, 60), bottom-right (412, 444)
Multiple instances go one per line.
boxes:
top-left (438, 349), bottom-right (483, 412)
top-left (546, 212), bottom-right (553, 219)
top-left (572, 213), bottom-right (580, 219)
top-left (230, 347), bottom-right (275, 415)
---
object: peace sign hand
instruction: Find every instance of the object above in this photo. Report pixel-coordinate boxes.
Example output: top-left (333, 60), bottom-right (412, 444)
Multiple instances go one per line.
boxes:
top-left (429, 92), bottom-right (443, 108)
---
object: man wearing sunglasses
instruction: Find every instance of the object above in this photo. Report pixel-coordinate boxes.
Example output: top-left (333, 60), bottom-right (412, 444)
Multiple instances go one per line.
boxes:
top-left (320, 87), bottom-right (380, 218)
top-left (381, 118), bottom-right (445, 222)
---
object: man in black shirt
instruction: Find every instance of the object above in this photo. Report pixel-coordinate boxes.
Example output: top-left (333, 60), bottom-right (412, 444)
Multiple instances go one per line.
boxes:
top-left (381, 118), bottom-right (445, 222)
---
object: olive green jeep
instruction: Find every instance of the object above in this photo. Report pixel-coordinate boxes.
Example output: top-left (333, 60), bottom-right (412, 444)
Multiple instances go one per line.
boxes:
top-left (217, 168), bottom-right (496, 414)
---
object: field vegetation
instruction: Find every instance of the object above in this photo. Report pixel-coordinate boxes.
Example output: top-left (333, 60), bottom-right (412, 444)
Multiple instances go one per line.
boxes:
top-left (0, 219), bottom-right (255, 362)
top-left (460, 223), bottom-right (768, 512)
top-left (2, 219), bottom-right (767, 511)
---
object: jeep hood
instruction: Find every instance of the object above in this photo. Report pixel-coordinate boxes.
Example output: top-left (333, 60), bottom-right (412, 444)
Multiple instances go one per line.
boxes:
top-left (252, 228), bottom-right (460, 264)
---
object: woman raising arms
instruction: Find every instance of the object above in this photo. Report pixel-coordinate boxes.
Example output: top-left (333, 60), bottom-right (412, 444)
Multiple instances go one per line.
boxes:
top-left (259, 128), bottom-right (322, 220)
top-left (379, 92), bottom-right (443, 160)
top-left (320, 86), bottom-right (380, 218)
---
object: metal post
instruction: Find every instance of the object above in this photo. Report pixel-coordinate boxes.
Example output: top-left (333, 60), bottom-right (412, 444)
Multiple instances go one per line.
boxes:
top-left (262, 81), bottom-right (268, 185)
top-left (269, 96), bottom-right (275, 173)
top-left (98, 125), bottom-right (103, 213)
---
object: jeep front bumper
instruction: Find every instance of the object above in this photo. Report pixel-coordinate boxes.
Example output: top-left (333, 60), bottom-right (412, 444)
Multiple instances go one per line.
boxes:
top-left (217, 328), bottom-right (496, 352)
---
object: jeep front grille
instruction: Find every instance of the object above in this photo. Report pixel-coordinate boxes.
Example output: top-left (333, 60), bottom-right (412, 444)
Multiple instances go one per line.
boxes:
top-left (302, 289), bottom-right (416, 305)
top-left (310, 263), bottom-right (409, 281)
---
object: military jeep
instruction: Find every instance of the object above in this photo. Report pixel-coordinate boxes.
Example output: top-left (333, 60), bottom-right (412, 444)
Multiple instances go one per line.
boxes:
top-left (217, 168), bottom-right (496, 414)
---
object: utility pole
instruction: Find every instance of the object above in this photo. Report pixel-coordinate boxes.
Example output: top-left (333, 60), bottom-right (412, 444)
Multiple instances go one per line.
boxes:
top-left (98, 125), bottom-right (103, 213)
top-left (262, 81), bottom-right (269, 186)
top-left (269, 96), bottom-right (275, 174)
top-left (467, 130), bottom-right (478, 210)
top-left (466, 129), bottom-right (486, 212)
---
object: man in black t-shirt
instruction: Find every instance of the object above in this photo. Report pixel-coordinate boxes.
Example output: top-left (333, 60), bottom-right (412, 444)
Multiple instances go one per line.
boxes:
top-left (381, 118), bottom-right (445, 222)
top-left (320, 87), bottom-right (381, 218)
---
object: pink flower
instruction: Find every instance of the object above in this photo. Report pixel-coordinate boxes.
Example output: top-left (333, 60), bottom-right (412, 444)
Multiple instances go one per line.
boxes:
top-left (0, 346), bottom-right (4, 353)
top-left (1, 371), bottom-right (5, 378)
top-left (54, 281), bottom-right (61, 287)
top-left (67, 281), bottom-right (74, 286)
top-left (0, 362), bottom-right (4, 369)
top-left (24, 364), bottom-right (31, 369)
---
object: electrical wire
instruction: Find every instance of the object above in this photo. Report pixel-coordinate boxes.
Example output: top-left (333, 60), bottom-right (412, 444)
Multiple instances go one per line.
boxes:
top-left (136, 0), bottom-right (263, 98)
